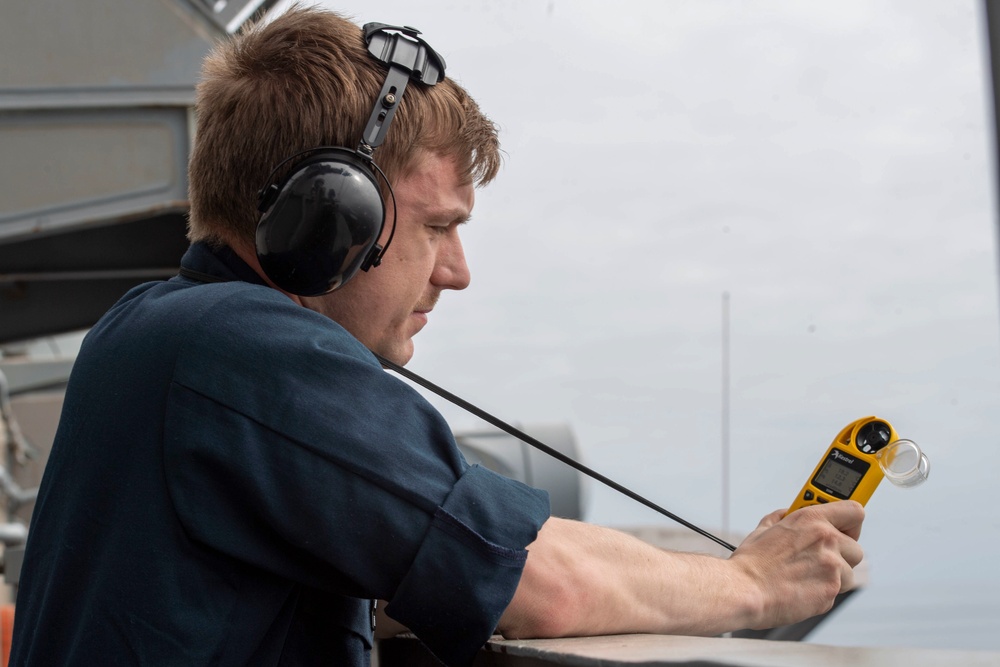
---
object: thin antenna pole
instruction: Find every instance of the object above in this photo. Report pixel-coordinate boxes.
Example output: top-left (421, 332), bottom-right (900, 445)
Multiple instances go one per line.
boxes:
top-left (721, 291), bottom-right (731, 537)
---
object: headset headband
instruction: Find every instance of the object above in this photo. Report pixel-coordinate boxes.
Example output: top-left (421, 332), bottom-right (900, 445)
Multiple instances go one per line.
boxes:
top-left (358, 23), bottom-right (447, 157)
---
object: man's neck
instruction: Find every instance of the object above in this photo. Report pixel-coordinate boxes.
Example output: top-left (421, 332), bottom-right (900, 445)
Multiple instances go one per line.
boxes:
top-left (227, 240), bottom-right (307, 307)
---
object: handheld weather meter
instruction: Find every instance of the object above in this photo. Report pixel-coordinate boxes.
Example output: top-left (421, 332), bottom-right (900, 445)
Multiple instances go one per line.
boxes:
top-left (789, 416), bottom-right (928, 513)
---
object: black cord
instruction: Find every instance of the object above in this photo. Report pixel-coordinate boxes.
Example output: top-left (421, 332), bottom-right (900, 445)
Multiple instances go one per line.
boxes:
top-left (375, 353), bottom-right (737, 553)
top-left (176, 264), bottom-right (737, 552)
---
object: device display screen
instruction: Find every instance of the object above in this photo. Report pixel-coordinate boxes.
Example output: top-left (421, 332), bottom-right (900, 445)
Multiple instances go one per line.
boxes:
top-left (813, 457), bottom-right (866, 499)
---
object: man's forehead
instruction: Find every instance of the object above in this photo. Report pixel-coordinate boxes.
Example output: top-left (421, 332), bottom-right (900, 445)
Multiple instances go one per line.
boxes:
top-left (396, 152), bottom-right (475, 217)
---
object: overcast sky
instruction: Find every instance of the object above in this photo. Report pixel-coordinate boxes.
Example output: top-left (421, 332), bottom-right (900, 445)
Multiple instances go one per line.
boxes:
top-left (287, 0), bottom-right (1000, 649)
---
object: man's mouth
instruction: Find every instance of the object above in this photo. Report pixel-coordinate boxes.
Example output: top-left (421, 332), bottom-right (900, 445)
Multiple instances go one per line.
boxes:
top-left (412, 308), bottom-right (431, 326)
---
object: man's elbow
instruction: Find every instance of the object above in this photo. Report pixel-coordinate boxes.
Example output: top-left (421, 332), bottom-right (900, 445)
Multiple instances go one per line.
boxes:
top-left (497, 563), bottom-right (591, 639)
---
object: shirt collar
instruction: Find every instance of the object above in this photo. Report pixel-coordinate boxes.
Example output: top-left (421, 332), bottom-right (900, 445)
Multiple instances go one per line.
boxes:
top-left (178, 242), bottom-right (269, 287)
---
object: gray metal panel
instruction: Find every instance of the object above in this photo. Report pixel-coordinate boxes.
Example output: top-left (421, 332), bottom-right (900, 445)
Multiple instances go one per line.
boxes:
top-left (0, 359), bottom-right (74, 394)
top-left (0, 0), bottom-right (281, 342)
top-left (0, 0), bottom-right (281, 111)
top-left (455, 423), bottom-right (585, 520)
top-left (0, 0), bottom-right (218, 108)
top-left (0, 0), bottom-right (212, 242)
top-left (0, 107), bottom-right (192, 242)
top-left (181, 0), bottom-right (281, 34)
top-left (473, 634), bottom-right (1000, 667)
top-left (521, 424), bottom-right (586, 520)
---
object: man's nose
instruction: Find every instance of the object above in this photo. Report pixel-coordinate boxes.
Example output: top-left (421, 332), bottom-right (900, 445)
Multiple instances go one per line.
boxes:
top-left (432, 233), bottom-right (471, 291)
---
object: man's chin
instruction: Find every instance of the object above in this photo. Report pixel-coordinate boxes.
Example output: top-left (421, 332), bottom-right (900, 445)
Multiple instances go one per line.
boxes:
top-left (373, 341), bottom-right (414, 367)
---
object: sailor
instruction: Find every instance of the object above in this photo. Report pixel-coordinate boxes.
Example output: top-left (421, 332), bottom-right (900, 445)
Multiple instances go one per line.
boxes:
top-left (10, 7), bottom-right (864, 666)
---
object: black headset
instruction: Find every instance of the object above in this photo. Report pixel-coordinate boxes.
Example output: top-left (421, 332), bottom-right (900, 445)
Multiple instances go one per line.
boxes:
top-left (254, 23), bottom-right (446, 296)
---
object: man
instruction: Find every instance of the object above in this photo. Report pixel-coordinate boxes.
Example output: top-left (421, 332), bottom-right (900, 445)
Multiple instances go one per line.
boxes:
top-left (10, 6), bottom-right (864, 666)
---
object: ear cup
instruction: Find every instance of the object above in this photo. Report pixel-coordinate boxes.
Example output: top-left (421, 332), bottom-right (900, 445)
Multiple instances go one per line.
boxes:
top-left (256, 150), bottom-right (386, 296)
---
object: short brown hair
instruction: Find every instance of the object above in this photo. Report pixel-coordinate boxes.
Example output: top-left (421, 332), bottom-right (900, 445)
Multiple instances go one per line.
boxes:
top-left (187, 5), bottom-right (501, 246)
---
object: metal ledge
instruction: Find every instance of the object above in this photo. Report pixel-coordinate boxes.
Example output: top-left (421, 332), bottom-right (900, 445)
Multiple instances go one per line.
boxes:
top-left (378, 634), bottom-right (1000, 667)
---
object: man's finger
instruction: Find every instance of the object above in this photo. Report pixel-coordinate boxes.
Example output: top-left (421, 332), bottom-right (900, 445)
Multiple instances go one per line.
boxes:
top-left (838, 532), bottom-right (865, 568)
top-left (756, 508), bottom-right (786, 530)
top-left (839, 561), bottom-right (857, 593)
top-left (815, 500), bottom-right (865, 540)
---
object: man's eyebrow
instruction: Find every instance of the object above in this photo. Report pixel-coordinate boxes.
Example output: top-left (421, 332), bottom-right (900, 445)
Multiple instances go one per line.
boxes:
top-left (429, 209), bottom-right (472, 225)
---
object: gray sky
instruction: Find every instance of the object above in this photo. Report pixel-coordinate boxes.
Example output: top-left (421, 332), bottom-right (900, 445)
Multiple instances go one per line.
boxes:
top-left (309, 0), bottom-right (1000, 649)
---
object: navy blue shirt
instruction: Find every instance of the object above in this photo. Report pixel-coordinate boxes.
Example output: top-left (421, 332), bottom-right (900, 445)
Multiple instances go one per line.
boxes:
top-left (11, 243), bottom-right (550, 666)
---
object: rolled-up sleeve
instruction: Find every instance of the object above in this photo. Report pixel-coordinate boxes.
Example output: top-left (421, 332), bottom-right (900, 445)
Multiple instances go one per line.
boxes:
top-left (388, 465), bottom-right (548, 665)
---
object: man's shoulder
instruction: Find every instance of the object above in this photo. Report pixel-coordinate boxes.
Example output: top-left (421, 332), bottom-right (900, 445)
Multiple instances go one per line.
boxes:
top-left (86, 278), bottom-right (353, 364)
top-left (151, 280), bottom-right (374, 371)
top-left (111, 278), bottom-right (310, 336)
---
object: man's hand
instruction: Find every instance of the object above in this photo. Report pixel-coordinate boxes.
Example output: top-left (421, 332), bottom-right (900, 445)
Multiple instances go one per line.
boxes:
top-left (729, 501), bottom-right (866, 630)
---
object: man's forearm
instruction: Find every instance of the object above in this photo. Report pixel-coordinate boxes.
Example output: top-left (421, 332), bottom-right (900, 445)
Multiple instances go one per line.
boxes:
top-left (499, 502), bottom-right (864, 639)
top-left (498, 518), bottom-right (760, 638)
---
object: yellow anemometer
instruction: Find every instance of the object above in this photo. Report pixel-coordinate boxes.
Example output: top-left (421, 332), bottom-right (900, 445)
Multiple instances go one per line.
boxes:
top-left (789, 416), bottom-right (929, 514)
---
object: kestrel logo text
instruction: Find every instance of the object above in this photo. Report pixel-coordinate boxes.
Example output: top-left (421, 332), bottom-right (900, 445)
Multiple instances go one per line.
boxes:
top-left (832, 450), bottom-right (856, 465)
